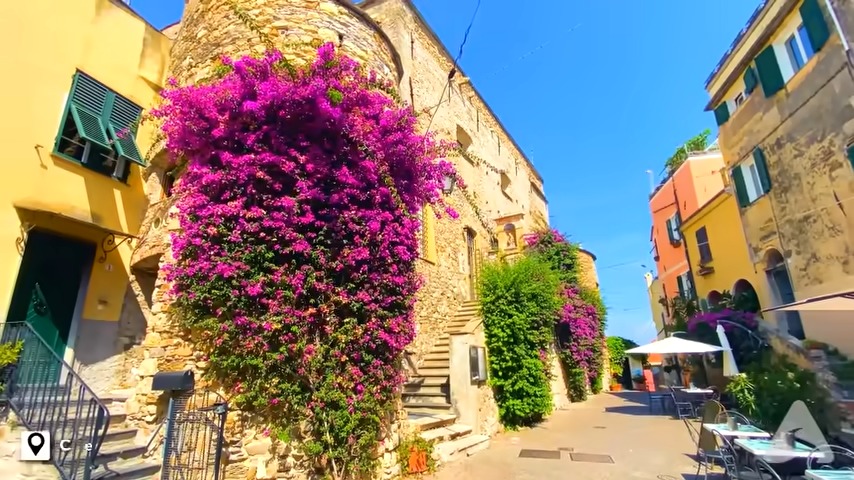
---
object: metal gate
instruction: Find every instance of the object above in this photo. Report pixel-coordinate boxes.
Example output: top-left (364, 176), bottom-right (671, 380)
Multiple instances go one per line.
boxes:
top-left (161, 389), bottom-right (228, 480)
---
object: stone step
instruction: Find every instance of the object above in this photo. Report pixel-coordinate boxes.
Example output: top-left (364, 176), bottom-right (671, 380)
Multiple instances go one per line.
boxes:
top-left (421, 359), bottom-right (449, 369)
top-left (92, 460), bottom-right (161, 480)
top-left (402, 391), bottom-right (449, 405)
top-left (407, 413), bottom-right (457, 431)
top-left (419, 423), bottom-right (472, 443)
top-left (434, 337), bottom-right (449, 346)
top-left (431, 345), bottom-right (449, 354)
top-left (423, 352), bottom-right (450, 362)
top-left (416, 367), bottom-right (449, 377)
top-left (403, 402), bottom-right (453, 415)
top-left (433, 434), bottom-right (490, 464)
top-left (103, 427), bottom-right (139, 445)
top-left (95, 440), bottom-right (147, 464)
top-left (23, 404), bottom-right (128, 428)
top-left (403, 380), bottom-right (447, 395)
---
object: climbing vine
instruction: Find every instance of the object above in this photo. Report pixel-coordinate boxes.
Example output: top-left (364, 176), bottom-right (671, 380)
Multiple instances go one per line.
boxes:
top-left (153, 45), bottom-right (458, 479)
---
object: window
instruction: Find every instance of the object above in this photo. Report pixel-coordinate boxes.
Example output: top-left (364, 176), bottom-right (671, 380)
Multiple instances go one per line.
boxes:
top-left (732, 147), bottom-right (772, 207)
top-left (54, 71), bottom-right (146, 182)
top-left (734, 92), bottom-right (746, 107)
top-left (696, 226), bottom-right (712, 263)
top-left (676, 272), bottom-right (695, 299)
top-left (665, 214), bottom-right (681, 243)
top-left (785, 24), bottom-right (815, 73)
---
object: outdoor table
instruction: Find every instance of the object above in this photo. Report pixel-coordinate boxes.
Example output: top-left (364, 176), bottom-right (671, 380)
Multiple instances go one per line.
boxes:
top-left (805, 470), bottom-right (854, 480)
top-left (704, 423), bottom-right (771, 438)
top-left (680, 388), bottom-right (714, 394)
top-left (734, 438), bottom-right (824, 461)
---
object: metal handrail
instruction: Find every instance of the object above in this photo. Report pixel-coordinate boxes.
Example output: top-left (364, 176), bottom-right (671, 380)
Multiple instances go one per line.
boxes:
top-left (0, 321), bottom-right (110, 480)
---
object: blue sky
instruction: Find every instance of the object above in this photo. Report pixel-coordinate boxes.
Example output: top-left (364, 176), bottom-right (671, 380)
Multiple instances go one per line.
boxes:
top-left (130, 0), bottom-right (760, 344)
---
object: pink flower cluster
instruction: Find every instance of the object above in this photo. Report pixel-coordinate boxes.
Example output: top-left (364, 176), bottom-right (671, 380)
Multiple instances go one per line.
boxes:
top-left (687, 309), bottom-right (759, 333)
top-left (152, 44), bottom-right (457, 425)
top-left (557, 286), bottom-right (601, 384)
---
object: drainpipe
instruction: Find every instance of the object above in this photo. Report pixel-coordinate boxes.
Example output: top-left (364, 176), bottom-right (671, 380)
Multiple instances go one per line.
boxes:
top-left (824, 0), bottom-right (853, 68)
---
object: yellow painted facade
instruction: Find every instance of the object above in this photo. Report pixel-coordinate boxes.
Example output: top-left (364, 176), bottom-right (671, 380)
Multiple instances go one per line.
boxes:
top-left (0, 0), bottom-right (169, 322)
top-left (644, 272), bottom-right (667, 339)
top-left (679, 192), bottom-right (770, 310)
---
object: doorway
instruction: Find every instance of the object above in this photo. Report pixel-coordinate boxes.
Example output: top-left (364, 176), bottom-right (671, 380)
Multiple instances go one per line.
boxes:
top-left (765, 249), bottom-right (805, 339)
top-left (464, 227), bottom-right (477, 301)
top-left (6, 229), bottom-right (95, 382)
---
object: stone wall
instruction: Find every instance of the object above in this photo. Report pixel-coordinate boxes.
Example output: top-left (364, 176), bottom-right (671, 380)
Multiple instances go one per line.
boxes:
top-left (577, 249), bottom-right (599, 291)
top-left (0, 417), bottom-right (59, 480)
top-left (171, 0), bottom-right (402, 86)
top-left (361, 0), bottom-right (547, 364)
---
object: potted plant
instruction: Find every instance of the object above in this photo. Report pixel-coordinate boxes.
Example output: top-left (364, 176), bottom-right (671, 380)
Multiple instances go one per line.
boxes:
top-left (632, 374), bottom-right (646, 391)
top-left (610, 376), bottom-right (622, 392)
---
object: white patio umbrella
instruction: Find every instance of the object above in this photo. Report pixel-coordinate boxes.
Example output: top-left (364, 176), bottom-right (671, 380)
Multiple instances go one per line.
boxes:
top-left (625, 335), bottom-right (724, 355)
top-left (716, 324), bottom-right (739, 377)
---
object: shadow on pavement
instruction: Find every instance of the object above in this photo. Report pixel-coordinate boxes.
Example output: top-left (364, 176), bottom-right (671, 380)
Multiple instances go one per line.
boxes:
top-left (603, 405), bottom-right (660, 416)
top-left (606, 391), bottom-right (649, 405)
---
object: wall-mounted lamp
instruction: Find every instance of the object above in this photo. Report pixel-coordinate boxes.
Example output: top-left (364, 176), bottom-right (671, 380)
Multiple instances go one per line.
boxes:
top-left (96, 299), bottom-right (109, 311)
top-left (442, 172), bottom-right (456, 195)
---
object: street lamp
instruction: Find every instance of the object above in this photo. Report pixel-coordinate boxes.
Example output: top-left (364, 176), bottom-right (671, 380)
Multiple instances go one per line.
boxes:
top-left (442, 172), bottom-right (456, 195)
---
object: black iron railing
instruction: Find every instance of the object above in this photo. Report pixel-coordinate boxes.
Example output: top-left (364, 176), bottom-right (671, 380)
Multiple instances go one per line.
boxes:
top-left (0, 321), bottom-right (110, 480)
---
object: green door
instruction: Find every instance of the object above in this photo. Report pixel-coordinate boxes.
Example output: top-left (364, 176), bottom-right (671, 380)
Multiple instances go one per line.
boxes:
top-left (6, 229), bottom-right (95, 386)
top-left (21, 284), bottom-right (62, 384)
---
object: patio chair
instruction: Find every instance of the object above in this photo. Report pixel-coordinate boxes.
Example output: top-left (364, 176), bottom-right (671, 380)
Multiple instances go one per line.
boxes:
top-left (712, 430), bottom-right (782, 479)
top-left (648, 387), bottom-right (670, 414)
top-left (670, 386), bottom-right (696, 419)
top-left (807, 444), bottom-right (854, 470)
top-left (691, 419), bottom-right (723, 479)
top-left (692, 401), bottom-right (726, 477)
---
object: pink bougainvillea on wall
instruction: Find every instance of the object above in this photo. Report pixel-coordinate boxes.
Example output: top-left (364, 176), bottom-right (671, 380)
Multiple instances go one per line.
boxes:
top-left (151, 44), bottom-right (457, 477)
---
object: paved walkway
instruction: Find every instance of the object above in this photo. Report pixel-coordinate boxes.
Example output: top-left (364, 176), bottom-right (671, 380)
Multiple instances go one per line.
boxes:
top-left (427, 391), bottom-right (704, 480)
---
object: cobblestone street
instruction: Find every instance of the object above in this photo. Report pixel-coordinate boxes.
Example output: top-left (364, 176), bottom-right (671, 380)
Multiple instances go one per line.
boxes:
top-left (426, 392), bottom-right (701, 480)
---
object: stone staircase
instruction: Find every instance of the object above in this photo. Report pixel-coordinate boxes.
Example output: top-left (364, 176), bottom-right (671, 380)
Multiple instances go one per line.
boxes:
top-left (402, 300), bottom-right (489, 464)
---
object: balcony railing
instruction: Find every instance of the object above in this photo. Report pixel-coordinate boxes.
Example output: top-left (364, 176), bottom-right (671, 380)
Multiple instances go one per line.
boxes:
top-left (0, 320), bottom-right (109, 480)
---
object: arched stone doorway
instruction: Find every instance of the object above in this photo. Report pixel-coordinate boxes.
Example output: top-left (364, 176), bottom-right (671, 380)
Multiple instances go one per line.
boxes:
top-left (764, 249), bottom-right (805, 339)
top-left (732, 279), bottom-right (761, 313)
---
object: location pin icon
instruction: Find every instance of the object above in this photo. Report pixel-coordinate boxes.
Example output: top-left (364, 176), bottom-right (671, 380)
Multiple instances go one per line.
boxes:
top-left (28, 433), bottom-right (44, 456)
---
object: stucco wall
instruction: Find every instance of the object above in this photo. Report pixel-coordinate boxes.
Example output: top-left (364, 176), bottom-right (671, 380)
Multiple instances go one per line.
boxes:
top-left (715, 5), bottom-right (854, 353)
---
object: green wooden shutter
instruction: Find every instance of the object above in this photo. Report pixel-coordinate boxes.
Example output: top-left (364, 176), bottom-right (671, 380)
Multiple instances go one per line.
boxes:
top-left (743, 66), bottom-right (759, 94)
top-left (714, 102), bottom-right (730, 126)
top-left (67, 73), bottom-right (111, 148)
top-left (106, 95), bottom-right (145, 165)
top-left (847, 144), bottom-right (854, 169)
top-left (753, 147), bottom-right (772, 193)
top-left (800, 0), bottom-right (830, 52)
top-left (755, 46), bottom-right (785, 98)
top-left (732, 167), bottom-right (750, 207)
top-left (677, 275), bottom-right (685, 298)
top-left (666, 218), bottom-right (675, 242)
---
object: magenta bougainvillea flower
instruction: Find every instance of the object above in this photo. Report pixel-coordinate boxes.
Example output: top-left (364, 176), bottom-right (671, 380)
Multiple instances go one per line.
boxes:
top-left (557, 286), bottom-right (602, 384)
top-left (151, 44), bottom-right (458, 474)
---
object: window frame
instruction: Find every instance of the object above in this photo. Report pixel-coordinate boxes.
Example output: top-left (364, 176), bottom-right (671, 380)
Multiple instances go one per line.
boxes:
top-left (738, 159), bottom-right (764, 204)
top-left (52, 71), bottom-right (146, 183)
top-left (666, 213), bottom-right (682, 243)
top-left (695, 226), bottom-right (713, 264)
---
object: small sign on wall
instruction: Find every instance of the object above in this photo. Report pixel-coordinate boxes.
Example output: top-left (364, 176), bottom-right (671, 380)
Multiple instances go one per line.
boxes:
top-left (470, 346), bottom-right (487, 382)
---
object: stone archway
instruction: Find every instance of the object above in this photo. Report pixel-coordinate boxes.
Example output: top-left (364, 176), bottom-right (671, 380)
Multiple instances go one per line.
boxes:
top-left (763, 248), bottom-right (805, 339)
top-left (707, 290), bottom-right (723, 308)
top-left (731, 279), bottom-right (761, 313)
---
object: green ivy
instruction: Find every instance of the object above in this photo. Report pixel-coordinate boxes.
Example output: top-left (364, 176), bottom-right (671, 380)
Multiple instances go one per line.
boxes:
top-left (564, 366), bottom-right (587, 402)
top-left (479, 256), bottom-right (562, 428)
top-left (605, 337), bottom-right (636, 381)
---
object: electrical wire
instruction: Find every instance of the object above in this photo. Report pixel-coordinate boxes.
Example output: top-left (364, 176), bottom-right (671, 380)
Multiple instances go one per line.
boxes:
top-left (422, 0), bottom-right (482, 139)
top-left (483, 23), bottom-right (581, 79)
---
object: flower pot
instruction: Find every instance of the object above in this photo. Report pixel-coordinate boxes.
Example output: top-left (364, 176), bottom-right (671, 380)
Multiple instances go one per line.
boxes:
top-left (610, 383), bottom-right (622, 392)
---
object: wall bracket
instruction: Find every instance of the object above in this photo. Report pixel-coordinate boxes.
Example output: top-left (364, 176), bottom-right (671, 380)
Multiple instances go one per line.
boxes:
top-left (99, 232), bottom-right (136, 263)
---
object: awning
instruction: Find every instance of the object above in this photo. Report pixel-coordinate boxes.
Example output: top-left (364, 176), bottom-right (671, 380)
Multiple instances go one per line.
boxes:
top-left (761, 290), bottom-right (854, 312)
top-left (626, 336), bottom-right (723, 355)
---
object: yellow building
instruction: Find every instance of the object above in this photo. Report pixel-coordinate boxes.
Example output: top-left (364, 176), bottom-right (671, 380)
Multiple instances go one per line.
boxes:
top-left (644, 272), bottom-right (667, 339)
top-left (679, 191), bottom-right (770, 314)
top-left (1, 0), bottom-right (168, 380)
top-left (704, 0), bottom-right (854, 351)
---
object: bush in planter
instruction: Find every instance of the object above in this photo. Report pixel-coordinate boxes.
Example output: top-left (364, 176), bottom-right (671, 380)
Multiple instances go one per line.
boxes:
top-left (0, 341), bottom-right (23, 394)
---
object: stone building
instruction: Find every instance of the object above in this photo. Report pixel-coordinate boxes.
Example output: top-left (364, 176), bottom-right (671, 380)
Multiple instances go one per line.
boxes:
top-left (114, 0), bottom-right (551, 478)
top-left (704, 0), bottom-right (854, 355)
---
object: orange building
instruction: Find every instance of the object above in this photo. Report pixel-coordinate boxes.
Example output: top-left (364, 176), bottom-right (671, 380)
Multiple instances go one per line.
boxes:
top-left (649, 149), bottom-right (726, 320)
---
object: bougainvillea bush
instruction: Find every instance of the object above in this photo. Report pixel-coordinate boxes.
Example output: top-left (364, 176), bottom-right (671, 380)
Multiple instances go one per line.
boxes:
top-left (478, 256), bottom-right (562, 428)
top-left (526, 229), bottom-right (608, 396)
top-left (688, 309), bottom-right (764, 367)
top-left (153, 44), bottom-right (457, 478)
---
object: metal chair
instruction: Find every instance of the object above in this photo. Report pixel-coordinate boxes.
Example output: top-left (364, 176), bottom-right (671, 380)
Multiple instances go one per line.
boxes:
top-left (648, 387), bottom-right (670, 413)
top-left (714, 410), bottom-right (753, 426)
top-left (807, 444), bottom-right (854, 470)
top-left (712, 430), bottom-right (782, 480)
top-left (670, 386), bottom-right (696, 419)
